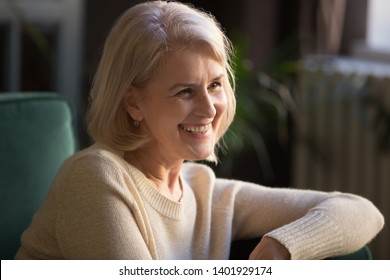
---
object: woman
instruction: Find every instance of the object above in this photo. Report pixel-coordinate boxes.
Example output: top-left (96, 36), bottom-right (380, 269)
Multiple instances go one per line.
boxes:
top-left (15, 0), bottom-right (384, 260)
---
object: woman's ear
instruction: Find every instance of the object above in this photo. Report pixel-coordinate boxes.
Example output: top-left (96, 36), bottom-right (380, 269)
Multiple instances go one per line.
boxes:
top-left (122, 87), bottom-right (144, 122)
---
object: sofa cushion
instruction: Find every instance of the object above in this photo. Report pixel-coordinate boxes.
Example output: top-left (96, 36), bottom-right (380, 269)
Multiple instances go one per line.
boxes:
top-left (0, 92), bottom-right (76, 259)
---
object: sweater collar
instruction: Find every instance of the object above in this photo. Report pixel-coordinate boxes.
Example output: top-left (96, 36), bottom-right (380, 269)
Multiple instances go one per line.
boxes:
top-left (125, 163), bottom-right (186, 220)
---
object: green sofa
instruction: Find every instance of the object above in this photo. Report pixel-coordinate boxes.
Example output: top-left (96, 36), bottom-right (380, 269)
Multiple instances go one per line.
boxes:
top-left (0, 93), bottom-right (76, 259)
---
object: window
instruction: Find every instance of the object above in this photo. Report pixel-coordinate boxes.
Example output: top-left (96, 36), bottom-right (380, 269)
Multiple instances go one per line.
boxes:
top-left (352, 0), bottom-right (390, 62)
top-left (367, 0), bottom-right (390, 51)
top-left (0, 0), bottom-right (84, 115)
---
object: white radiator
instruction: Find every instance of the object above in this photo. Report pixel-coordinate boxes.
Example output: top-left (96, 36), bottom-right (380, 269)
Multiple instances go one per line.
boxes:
top-left (293, 56), bottom-right (390, 259)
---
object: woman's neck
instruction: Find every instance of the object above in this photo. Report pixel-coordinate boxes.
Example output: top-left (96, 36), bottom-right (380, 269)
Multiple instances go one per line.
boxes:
top-left (124, 150), bottom-right (184, 202)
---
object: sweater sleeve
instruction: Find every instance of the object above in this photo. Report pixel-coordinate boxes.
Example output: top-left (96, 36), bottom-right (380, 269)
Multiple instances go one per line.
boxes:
top-left (213, 178), bottom-right (384, 260)
top-left (55, 152), bottom-right (153, 260)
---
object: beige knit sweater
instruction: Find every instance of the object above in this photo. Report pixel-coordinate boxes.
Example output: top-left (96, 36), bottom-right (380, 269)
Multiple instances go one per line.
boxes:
top-left (15, 144), bottom-right (384, 260)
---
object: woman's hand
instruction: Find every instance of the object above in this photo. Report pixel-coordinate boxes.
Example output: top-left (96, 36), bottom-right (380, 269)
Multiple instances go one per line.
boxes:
top-left (249, 236), bottom-right (291, 260)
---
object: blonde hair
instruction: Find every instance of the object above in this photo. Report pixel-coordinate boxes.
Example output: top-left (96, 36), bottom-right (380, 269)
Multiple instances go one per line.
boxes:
top-left (87, 0), bottom-right (236, 162)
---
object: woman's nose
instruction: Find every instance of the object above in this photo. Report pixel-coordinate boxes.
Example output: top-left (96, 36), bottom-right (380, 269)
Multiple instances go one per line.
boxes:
top-left (194, 90), bottom-right (217, 118)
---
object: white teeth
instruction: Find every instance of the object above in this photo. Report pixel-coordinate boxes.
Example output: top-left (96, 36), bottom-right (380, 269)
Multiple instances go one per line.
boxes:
top-left (180, 124), bottom-right (210, 133)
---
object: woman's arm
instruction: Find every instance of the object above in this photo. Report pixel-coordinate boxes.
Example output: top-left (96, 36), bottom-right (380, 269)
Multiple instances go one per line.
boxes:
top-left (215, 179), bottom-right (384, 260)
top-left (249, 236), bottom-right (291, 260)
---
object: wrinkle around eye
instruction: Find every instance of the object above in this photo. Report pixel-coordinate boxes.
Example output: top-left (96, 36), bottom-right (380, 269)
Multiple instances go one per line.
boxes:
top-left (175, 88), bottom-right (195, 98)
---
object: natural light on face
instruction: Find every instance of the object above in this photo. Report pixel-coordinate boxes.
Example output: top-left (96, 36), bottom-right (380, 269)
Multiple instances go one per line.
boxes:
top-left (134, 45), bottom-right (228, 164)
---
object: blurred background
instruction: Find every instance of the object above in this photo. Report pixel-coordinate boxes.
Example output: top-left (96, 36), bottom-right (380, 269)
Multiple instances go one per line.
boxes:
top-left (0, 0), bottom-right (389, 259)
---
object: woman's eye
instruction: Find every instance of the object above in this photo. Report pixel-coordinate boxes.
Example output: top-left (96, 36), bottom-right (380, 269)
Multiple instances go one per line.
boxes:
top-left (176, 88), bottom-right (193, 96)
top-left (209, 81), bottom-right (222, 91)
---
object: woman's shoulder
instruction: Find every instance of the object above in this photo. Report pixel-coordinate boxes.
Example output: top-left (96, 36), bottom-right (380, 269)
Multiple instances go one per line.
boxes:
top-left (182, 161), bottom-right (216, 179)
top-left (67, 143), bottom-right (124, 164)
top-left (51, 143), bottom-right (137, 199)
top-left (58, 143), bottom-right (128, 178)
top-left (181, 162), bottom-right (218, 196)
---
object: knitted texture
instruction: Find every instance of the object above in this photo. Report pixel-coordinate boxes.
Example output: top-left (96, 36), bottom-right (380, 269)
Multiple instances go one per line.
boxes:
top-left (15, 144), bottom-right (384, 259)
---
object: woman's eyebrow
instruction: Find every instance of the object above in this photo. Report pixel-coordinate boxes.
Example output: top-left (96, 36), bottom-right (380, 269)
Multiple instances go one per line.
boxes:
top-left (169, 82), bottom-right (197, 91)
top-left (211, 74), bottom-right (224, 81)
top-left (169, 74), bottom-right (224, 91)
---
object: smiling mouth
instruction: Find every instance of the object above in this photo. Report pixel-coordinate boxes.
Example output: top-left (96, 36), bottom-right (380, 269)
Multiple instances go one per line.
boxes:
top-left (179, 123), bottom-right (211, 134)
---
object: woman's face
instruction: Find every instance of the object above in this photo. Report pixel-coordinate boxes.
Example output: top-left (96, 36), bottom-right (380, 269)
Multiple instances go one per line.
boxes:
top-left (129, 46), bottom-right (227, 164)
